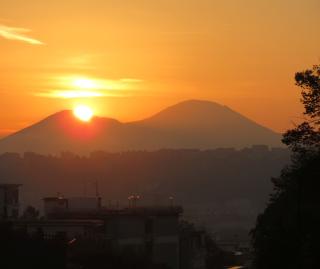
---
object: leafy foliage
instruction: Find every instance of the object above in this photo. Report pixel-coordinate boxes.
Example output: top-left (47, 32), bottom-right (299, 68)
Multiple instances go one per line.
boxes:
top-left (251, 155), bottom-right (320, 268)
top-left (252, 64), bottom-right (320, 268)
top-left (282, 65), bottom-right (320, 154)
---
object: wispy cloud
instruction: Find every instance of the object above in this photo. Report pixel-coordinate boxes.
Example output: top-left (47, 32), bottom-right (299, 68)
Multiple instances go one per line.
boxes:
top-left (0, 24), bottom-right (44, 45)
top-left (35, 76), bottom-right (143, 99)
top-left (35, 90), bottom-right (132, 99)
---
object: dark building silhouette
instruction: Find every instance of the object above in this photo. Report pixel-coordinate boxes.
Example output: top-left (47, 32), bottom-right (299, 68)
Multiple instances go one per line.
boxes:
top-left (0, 184), bottom-right (21, 220)
top-left (14, 194), bottom-right (197, 269)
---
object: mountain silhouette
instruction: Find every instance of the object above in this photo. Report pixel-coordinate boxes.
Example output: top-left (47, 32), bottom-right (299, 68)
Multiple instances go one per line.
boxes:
top-left (0, 100), bottom-right (282, 154)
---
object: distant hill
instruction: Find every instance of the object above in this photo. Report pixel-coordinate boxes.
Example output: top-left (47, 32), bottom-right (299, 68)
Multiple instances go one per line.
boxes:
top-left (0, 148), bottom-right (291, 240)
top-left (0, 100), bottom-right (282, 154)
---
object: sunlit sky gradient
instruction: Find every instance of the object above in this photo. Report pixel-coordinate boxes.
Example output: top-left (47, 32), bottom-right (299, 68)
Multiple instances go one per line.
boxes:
top-left (0, 0), bottom-right (319, 137)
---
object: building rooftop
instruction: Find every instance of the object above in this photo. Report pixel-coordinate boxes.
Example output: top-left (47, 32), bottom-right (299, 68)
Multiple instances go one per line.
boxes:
top-left (48, 206), bottom-right (183, 219)
top-left (43, 197), bottom-right (68, 201)
top-left (14, 219), bottom-right (104, 227)
top-left (0, 184), bottom-right (22, 188)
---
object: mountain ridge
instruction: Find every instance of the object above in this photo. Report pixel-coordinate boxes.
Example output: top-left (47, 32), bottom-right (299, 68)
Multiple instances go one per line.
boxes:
top-left (0, 99), bottom-right (283, 154)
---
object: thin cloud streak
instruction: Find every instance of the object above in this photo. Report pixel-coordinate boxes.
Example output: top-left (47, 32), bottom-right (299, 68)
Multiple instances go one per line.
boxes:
top-left (35, 90), bottom-right (133, 99)
top-left (0, 24), bottom-right (44, 45)
top-left (34, 76), bottom-right (143, 99)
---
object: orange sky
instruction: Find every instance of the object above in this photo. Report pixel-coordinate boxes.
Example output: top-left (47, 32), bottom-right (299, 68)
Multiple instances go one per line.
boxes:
top-left (0, 0), bottom-right (319, 137)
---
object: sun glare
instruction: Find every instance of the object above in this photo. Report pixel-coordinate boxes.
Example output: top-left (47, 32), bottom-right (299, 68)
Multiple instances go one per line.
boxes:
top-left (73, 105), bottom-right (94, 122)
top-left (73, 78), bottom-right (96, 89)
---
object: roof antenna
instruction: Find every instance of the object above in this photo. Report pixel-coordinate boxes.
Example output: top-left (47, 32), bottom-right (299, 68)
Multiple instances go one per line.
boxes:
top-left (83, 181), bottom-right (87, 196)
top-left (95, 180), bottom-right (99, 197)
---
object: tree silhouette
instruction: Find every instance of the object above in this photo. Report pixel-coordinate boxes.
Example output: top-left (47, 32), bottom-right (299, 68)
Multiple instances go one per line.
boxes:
top-left (283, 65), bottom-right (320, 154)
top-left (251, 65), bottom-right (320, 268)
top-left (21, 205), bottom-right (39, 219)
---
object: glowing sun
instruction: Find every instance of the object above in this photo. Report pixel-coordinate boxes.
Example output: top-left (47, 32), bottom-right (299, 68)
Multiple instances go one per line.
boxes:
top-left (73, 105), bottom-right (94, 122)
